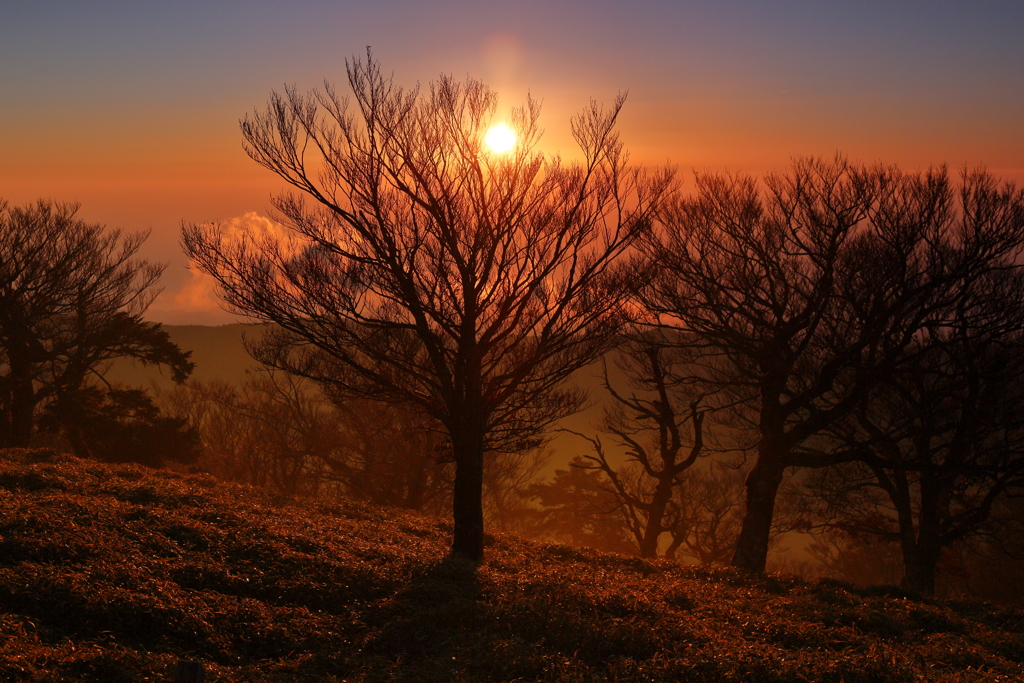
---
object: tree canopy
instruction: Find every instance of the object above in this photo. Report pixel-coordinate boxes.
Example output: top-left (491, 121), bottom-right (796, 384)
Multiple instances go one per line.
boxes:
top-left (0, 199), bottom-right (194, 449)
top-left (639, 160), bottom-right (1024, 573)
top-left (183, 53), bottom-right (674, 560)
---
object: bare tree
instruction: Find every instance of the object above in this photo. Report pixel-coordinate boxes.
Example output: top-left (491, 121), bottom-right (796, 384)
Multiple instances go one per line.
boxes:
top-left (803, 271), bottom-right (1024, 594)
top-left (666, 464), bottom-right (746, 564)
top-left (947, 494), bottom-right (1024, 604)
top-left (176, 373), bottom-right (346, 498)
top-left (805, 531), bottom-right (904, 587)
top-left (163, 374), bottom-right (447, 504)
top-left (576, 340), bottom-right (707, 557)
top-left (669, 462), bottom-right (807, 565)
top-left (324, 395), bottom-right (451, 512)
top-left (0, 199), bottom-right (193, 447)
top-left (163, 372), bottom-right (553, 524)
top-left (639, 160), bottom-right (1024, 572)
top-left (483, 447), bottom-right (550, 535)
top-left (182, 54), bottom-right (673, 560)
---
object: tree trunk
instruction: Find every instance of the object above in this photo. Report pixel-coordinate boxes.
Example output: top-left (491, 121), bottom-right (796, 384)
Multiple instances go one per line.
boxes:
top-left (898, 471), bottom-right (943, 596)
top-left (403, 460), bottom-right (429, 511)
top-left (450, 418), bottom-right (486, 562)
top-left (663, 533), bottom-right (684, 560)
top-left (64, 424), bottom-right (91, 459)
top-left (7, 374), bottom-right (36, 447)
top-left (1, 343), bottom-right (41, 448)
top-left (639, 479), bottom-right (674, 558)
top-left (731, 460), bottom-right (785, 572)
top-left (902, 548), bottom-right (939, 595)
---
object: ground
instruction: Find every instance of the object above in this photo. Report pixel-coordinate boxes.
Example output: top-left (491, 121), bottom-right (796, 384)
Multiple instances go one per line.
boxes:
top-left (0, 448), bottom-right (1021, 682)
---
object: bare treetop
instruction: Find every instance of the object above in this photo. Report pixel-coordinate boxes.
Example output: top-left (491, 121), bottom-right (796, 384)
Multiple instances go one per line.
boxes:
top-left (639, 157), bottom-right (1024, 573)
top-left (183, 53), bottom-right (675, 560)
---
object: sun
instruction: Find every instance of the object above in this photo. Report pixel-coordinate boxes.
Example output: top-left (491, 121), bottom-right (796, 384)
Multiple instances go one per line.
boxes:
top-left (484, 123), bottom-right (516, 154)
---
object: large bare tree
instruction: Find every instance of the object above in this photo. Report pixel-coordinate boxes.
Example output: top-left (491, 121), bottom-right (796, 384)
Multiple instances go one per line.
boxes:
top-left (639, 159), bottom-right (1024, 573)
top-left (182, 54), bottom-right (673, 560)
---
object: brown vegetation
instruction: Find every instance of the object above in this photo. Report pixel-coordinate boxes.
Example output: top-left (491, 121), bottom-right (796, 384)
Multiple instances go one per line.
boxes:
top-left (1, 448), bottom-right (1022, 682)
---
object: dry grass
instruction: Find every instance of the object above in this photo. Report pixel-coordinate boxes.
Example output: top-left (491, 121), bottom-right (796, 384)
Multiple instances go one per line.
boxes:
top-left (0, 448), bottom-right (1021, 682)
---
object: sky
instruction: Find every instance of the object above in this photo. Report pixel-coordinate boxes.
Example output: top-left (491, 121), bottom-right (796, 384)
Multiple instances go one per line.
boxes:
top-left (2, 0), bottom-right (1023, 324)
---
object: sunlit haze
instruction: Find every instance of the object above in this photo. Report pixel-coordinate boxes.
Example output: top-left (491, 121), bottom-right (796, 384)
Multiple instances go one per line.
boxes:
top-left (2, 1), bottom-right (1022, 324)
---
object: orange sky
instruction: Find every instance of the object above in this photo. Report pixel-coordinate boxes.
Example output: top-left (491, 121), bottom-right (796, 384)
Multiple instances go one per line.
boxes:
top-left (3, 2), bottom-right (1022, 324)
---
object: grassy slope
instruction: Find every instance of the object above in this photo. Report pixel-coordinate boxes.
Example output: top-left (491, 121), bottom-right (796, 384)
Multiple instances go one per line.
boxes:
top-left (0, 450), bottom-right (1021, 683)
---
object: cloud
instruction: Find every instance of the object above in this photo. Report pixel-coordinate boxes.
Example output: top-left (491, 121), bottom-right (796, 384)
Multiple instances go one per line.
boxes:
top-left (149, 212), bottom-right (289, 324)
top-left (169, 269), bottom-right (223, 314)
top-left (218, 211), bottom-right (289, 243)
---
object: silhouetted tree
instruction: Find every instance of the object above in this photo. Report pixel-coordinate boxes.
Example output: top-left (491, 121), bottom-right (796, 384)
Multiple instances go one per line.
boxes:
top-left (164, 372), bottom-right (547, 521)
top-left (39, 387), bottom-right (201, 467)
top-left (529, 456), bottom-right (635, 553)
top-left (576, 340), bottom-right (707, 557)
top-left (667, 461), bottom-right (807, 565)
top-left (173, 373), bottom-right (349, 498)
top-left (483, 447), bottom-right (549, 535)
top-left (666, 464), bottom-right (746, 564)
top-left (0, 199), bottom-right (193, 447)
top-left (805, 531), bottom-right (904, 587)
top-left (803, 272), bottom-right (1024, 594)
top-left (324, 393), bottom-right (451, 512)
top-left (182, 54), bottom-right (673, 560)
top-left (947, 494), bottom-right (1024, 604)
top-left (639, 160), bottom-right (1024, 572)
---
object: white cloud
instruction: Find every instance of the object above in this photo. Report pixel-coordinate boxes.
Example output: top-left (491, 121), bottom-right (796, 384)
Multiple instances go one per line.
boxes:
top-left (218, 211), bottom-right (289, 243)
top-left (148, 212), bottom-right (290, 325)
top-left (169, 269), bottom-right (223, 314)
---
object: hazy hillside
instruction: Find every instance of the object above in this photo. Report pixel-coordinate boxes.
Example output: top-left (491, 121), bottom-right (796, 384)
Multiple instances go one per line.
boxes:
top-left (106, 324), bottom-right (262, 387)
top-left (0, 448), bottom-right (1021, 682)
top-left (112, 323), bottom-right (615, 466)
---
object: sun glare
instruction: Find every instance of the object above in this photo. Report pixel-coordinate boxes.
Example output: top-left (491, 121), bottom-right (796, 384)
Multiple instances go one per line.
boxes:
top-left (484, 123), bottom-right (516, 154)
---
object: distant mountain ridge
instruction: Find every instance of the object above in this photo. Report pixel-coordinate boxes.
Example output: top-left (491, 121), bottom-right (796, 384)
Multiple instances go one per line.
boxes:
top-left (105, 323), bottom-right (262, 387)
top-left (106, 322), bottom-right (611, 466)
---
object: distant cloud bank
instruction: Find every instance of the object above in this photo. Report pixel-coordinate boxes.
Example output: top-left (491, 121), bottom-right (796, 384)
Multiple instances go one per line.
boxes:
top-left (147, 212), bottom-right (284, 325)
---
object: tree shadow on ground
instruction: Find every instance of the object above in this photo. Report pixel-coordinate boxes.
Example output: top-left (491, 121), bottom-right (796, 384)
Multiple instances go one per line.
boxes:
top-left (353, 554), bottom-right (497, 682)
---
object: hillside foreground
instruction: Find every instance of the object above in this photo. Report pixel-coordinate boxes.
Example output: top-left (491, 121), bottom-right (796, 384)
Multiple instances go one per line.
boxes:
top-left (0, 449), bottom-right (1021, 682)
